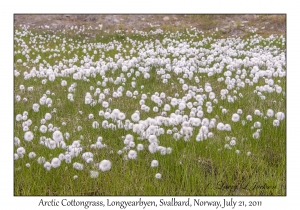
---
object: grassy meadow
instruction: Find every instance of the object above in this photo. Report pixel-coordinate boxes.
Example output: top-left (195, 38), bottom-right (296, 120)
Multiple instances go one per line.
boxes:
top-left (14, 24), bottom-right (286, 196)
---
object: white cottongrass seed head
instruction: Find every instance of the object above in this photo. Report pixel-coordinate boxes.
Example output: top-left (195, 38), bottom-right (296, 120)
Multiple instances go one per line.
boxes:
top-left (99, 160), bottom-right (112, 172)
top-left (128, 150), bottom-right (137, 159)
top-left (24, 131), bottom-right (34, 142)
top-left (155, 173), bottom-right (162, 179)
top-left (151, 160), bottom-right (159, 167)
top-left (231, 113), bottom-right (240, 122)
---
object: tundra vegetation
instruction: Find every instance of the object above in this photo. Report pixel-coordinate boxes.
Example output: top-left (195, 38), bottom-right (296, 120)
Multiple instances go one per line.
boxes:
top-left (14, 20), bottom-right (286, 195)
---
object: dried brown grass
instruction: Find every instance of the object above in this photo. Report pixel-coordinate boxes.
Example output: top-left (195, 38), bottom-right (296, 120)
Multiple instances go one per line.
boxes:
top-left (14, 14), bottom-right (286, 37)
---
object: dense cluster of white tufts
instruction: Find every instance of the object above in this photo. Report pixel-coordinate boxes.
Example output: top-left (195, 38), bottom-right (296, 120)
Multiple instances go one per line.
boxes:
top-left (14, 25), bottom-right (285, 180)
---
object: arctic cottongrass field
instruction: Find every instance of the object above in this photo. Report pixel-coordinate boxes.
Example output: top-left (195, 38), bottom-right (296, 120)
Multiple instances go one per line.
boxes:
top-left (14, 26), bottom-right (286, 195)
